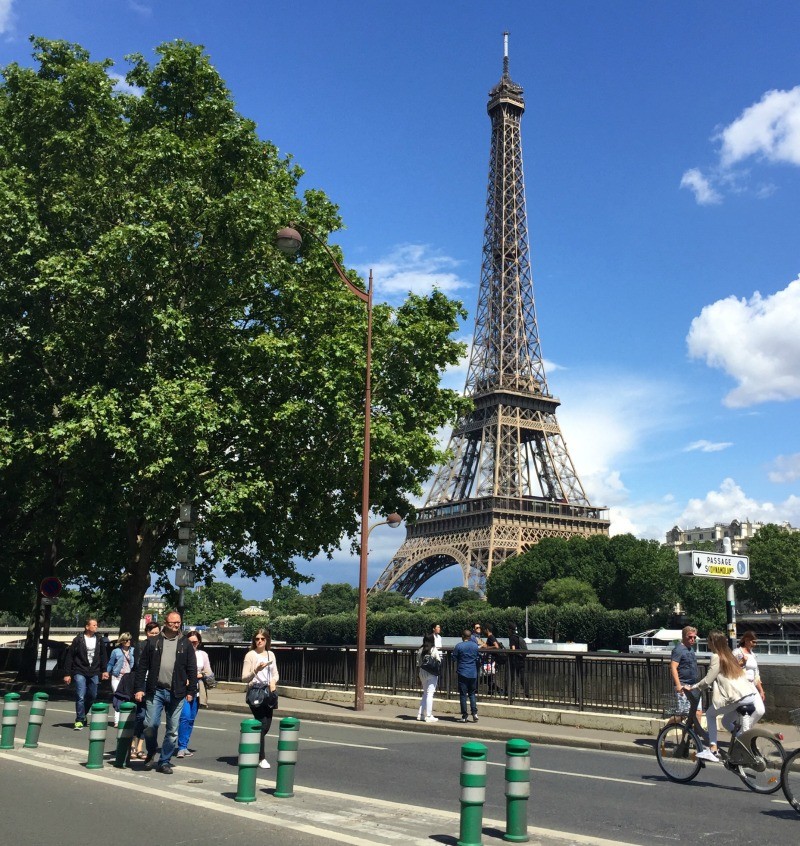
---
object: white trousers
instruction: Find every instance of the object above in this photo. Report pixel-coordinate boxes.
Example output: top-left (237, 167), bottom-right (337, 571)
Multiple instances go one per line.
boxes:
top-left (706, 693), bottom-right (758, 746)
top-left (418, 669), bottom-right (438, 717)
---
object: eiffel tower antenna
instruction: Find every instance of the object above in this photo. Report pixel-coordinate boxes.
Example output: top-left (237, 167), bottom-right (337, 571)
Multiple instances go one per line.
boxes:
top-left (373, 35), bottom-right (610, 597)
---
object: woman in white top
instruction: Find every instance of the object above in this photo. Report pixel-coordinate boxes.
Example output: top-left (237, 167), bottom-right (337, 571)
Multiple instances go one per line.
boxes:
top-left (687, 630), bottom-right (758, 762)
top-left (733, 630), bottom-right (766, 727)
top-left (241, 627), bottom-right (280, 769)
top-left (416, 632), bottom-right (442, 723)
top-left (177, 630), bottom-right (211, 757)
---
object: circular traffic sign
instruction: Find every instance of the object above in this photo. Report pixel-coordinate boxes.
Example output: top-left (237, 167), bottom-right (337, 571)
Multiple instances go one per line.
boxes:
top-left (40, 576), bottom-right (63, 599)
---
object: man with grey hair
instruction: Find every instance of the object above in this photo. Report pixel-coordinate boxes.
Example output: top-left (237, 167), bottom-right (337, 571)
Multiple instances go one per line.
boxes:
top-left (134, 610), bottom-right (196, 774)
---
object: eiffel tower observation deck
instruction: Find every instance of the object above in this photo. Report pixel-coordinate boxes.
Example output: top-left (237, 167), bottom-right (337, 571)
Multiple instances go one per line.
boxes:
top-left (372, 35), bottom-right (610, 597)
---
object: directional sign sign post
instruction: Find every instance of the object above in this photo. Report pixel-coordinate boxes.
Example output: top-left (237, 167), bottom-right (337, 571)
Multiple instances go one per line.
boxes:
top-left (678, 550), bottom-right (749, 581)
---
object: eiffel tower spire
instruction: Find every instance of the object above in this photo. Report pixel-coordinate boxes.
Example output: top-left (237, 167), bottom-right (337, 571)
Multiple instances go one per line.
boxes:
top-left (373, 36), bottom-right (610, 597)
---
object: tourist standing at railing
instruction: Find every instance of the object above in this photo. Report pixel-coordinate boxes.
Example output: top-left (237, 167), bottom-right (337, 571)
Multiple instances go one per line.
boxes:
top-left (242, 627), bottom-right (279, 770)
top-left (453, 629), bottom-right (480, 723)
top-left (431, 622), bottom-right (442, 651)
top-left (482, 624), bottom-right (502, 696)
top-left (507, 624), bottom-right (529, 698)
top-left (670, 625), bottom-right (701, 719)
top-left (733, 630), bottom-right (766, 726)
top-left (416, 633), bottom-right (442, 722)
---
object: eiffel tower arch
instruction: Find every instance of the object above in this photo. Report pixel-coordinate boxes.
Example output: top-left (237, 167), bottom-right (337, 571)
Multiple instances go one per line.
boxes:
top-left (373, 35), bottom-right (610, 598)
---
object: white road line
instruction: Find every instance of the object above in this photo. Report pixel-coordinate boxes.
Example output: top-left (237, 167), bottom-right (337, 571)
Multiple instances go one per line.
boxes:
top-left (303, 737), bottom-right (388, 750)
top-left (485, 760), bottom-right (654, 787)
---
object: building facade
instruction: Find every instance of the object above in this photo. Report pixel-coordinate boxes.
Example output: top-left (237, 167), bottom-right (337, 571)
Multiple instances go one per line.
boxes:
top-left (665, 519), bottom-right (800, 554)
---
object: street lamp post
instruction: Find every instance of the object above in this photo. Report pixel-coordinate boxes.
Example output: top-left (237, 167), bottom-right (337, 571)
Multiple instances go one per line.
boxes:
top-left (276, 225), bottom-right (380, 711)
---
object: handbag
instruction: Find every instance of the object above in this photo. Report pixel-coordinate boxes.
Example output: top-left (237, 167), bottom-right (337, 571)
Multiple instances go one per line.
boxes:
top-left (420, 653), bottom-right (441, 675)
top-left (246, 683), bottom-right (268, 708)
top-left (202, 670), bottom-right (217, 689)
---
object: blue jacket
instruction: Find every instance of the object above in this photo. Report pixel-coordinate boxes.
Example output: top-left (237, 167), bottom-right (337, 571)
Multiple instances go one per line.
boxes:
top-left (452, 639), bottom-right (480, 678)
top-left (107, 646), bottom-right (135, 677)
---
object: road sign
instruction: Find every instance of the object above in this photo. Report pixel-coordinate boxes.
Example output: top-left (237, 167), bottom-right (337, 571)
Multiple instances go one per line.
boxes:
top-left (678, 550), bottom-right (750, 581)
top-left (40, 576), bottom-right (63, 599)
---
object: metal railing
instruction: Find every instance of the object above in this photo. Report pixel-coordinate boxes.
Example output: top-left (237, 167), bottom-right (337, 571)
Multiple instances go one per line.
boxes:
top-left (206, 644), bottom-right (683, 715)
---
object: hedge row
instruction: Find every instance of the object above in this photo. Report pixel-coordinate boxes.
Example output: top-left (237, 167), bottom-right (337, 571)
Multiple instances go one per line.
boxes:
top-left (252, 604), bottom-right (650, 651)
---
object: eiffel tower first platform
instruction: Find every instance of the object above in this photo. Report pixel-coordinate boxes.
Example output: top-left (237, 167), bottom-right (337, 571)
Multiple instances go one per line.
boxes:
top-left (372, 36), bottom-right (610, 598)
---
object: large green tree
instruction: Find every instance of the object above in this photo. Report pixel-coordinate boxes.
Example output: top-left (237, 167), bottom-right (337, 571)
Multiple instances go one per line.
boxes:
top-left (742, 523), bottom-right (800, 612)
top-left (182, 582), bottom-right (245, 626)
top-left (0, 38), bottom-right (468, 646)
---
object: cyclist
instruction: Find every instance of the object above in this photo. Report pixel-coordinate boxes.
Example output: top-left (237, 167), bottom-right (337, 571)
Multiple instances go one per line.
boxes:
top-left (686, 630), bottom-right (758, 762)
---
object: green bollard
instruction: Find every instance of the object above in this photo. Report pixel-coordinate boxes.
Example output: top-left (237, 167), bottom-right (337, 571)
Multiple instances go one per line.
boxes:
top-left (113, 702), bottom-right (137, 768)
top-left (503, 738), bottom-right (531, 842)
top-left (458, 742), bottom-right (488, 846)
top-left (274, 716), bottom-right (300, 798)
top-left (23, 692), bottom-right (50, 748)
top-left (86, 702), bottom-right (109, 769)
top-left (235, 718), bottom-right (262, 803)
top-left (1, 692), bottom-right (21, 750)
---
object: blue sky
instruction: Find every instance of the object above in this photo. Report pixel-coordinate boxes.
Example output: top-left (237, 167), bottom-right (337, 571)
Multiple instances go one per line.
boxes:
top-left (4, 2), bottom-right (800, 601)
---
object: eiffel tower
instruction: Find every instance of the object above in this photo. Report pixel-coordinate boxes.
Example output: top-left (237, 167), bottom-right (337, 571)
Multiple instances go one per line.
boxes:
top-left (373, 35), bottom-right (610, 597)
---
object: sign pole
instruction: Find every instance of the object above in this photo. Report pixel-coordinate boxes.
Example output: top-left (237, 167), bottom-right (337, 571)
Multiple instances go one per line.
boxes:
top-left (721, 537), bottom-right (737, 648)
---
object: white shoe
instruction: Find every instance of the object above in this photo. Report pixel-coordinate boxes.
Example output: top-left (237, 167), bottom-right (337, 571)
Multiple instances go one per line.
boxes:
top-left (259, 759), bottom-right (270, 769)
top-left (416, 713), bottom-right (423, 721)
top-left (696, 748), bottom-right (719, 762)
top-left (425, 716), bottom-right (438, 722)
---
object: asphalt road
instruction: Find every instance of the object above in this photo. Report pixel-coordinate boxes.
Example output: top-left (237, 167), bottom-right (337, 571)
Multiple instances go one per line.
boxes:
top-left (2, 702), bottom-right (799, 845)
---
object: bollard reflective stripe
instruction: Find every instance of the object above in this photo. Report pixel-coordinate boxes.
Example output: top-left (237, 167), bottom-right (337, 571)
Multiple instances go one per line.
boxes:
top-left (86, 703), bottom-right (109, 769)
top-left (235, 719), bottom-right (262, 804)
top-left (24, 692), bottom-right (49, 748)
top-left (274, 716), bottom-right (301, 799)
top-left (1, 693), bottom-right (21, 750)
top-left (113, 703), bottom-right (136, 768)
top-left (503, 738), bottom-right (531, 843)
top-left (238, 729), bottom-right (261, 766)
top-left (458, 742), bottom-right (488, 846)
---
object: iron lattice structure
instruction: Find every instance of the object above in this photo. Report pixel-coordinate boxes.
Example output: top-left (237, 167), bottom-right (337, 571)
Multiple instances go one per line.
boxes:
top-left (373, 41), bottom-right (610, 597)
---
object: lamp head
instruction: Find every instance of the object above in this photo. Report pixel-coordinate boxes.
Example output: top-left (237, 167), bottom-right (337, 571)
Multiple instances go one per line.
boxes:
top-left (276, 226), bottom-right (303, 256)
top-left (386, 512), bottom-right (403, 529)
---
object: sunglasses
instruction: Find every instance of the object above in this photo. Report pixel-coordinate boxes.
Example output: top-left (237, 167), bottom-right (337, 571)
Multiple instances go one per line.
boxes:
top-left (254, 637), bottom-right (266, 641)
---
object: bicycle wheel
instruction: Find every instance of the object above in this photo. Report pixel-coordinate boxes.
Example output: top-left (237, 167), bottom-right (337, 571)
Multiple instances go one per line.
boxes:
top-left (781, 749), bottom-right (800, 814)
top-left (656, 723), bottom-right (702, 783)
top-left (736, 735), bottom-right (785, 794)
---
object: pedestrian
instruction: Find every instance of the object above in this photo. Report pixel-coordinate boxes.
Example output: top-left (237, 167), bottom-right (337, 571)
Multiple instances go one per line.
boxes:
top-left (482, 624), bottom-right (502, 696)
top-left (733, 630), bottom-right (766, 727)
top-left (507, 624), bottom-right (529, 698)
top-left (106, 632), bottom-right (135, 728)
top-left (471, 623), bottom-right (485, 646)
top-left (177, 630), bottom-right (212, 758)
top-left (416, 632), bottom-right (442, 722)
top-left (63, 617), bottom-right (110, 730)
top-left (452, 628), bottom-right (480, 723)
top-left (686, 630), bottom-right (759, 762)
top-left (669, 625), bottom-right (702, 720)
top-left (431, 622), bottom-right (443, 651)
top-left (133, 611), bottom-right (197, 774)
top-left (242, 627), bottom-right (279, 769)
top-left (131, 621), bottom-right (161, 759)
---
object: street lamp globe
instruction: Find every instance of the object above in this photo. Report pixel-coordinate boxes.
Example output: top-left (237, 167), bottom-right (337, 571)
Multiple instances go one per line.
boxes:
top-left (275, 227), bottom-right (303, 255)
top-left (386, 513), bottom-right (403, 529)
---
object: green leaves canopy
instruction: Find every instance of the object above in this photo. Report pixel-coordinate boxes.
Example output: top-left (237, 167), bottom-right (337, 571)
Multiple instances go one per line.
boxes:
top-left (0, 38), bottom-right (468, 635)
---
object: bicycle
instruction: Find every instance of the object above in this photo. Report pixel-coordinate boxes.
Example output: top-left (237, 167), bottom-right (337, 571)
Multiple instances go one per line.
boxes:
top-left (780, 708), bottom-right (800, 814)
top-left (656, 690), bottom-right (785, 794)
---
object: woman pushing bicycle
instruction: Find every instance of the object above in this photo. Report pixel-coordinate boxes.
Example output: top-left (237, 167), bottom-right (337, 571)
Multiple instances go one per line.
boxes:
top-left (685, 630), bottom-right (759, 763)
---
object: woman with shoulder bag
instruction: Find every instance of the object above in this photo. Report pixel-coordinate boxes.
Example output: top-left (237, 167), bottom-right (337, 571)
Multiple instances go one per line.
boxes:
top-left (416, 632), bottom-right (442, 723)
top-left (733, 630), bottom-right (766, 727)
top-left (177, 631), bottom-right (211, 758)
top-left (686, 630), bottom-right (758, 762)
top-left (242, 628), bottom-right (279, 769)
top-left (106, 633), bottom-right (135, 728)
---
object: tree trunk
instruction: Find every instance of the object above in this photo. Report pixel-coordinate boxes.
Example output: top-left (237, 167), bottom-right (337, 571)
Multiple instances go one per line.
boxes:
top-left (119, 517), bottom-right (170, 639)
top-left (18, 537), bottom-right (60, 682)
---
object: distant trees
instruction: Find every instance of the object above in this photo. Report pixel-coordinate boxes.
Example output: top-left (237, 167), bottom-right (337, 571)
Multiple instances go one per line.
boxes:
top-left (742, 524), bottom-right (800, 613)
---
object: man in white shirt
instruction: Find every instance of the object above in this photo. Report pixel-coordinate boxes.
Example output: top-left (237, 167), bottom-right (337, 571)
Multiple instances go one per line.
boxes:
top-left (63, 617), bottom-right (109, 730)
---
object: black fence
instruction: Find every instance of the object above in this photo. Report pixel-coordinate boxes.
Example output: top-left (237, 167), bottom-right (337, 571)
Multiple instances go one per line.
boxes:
top-left (205, 644), bottom-right (686, 715)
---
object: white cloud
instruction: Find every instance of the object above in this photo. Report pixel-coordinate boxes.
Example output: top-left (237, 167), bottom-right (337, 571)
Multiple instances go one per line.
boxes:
top-left (718, 86), bottom-right (800, 168)
top-left (0, 0), bottom-right (14, 35)
top-left (768, 453), bottom-right (800, 483)
top-left (362, 244), bottom-right (469, 300)
top-left (680, 168), bottom-right (721, 205)
top-left (687, 276), bottom-right (800, 407)
top-left (107, 72), bottom-right (144, 97)
top-left (684, 439), bottom-right (733, 453)
top-left (674, 477), bottom-right (800, 528)
top-left (682, 85), bottom-right (800, 204)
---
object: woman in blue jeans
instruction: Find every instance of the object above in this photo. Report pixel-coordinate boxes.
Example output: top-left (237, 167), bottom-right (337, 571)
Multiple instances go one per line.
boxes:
top-left (176, 631), bottom-right (211, 757)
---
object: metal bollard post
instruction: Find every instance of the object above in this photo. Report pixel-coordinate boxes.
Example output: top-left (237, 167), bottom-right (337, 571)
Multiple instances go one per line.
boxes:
top-left (274, 716), bottom-right (300, 798)
top-left (113, 702), bottom-right (137, 768)
top-left (86, 702), bottom-right (109, 769)
top-left (23, 692), bottom-right (49, 748)
top-left (1, 692), bottom-right (21, 750)
top-left (235, 718), bottom-right (262, 803)
top-left (458, 742), bottom-right (488, 846)
top-left (503, 738), bottom-right (531, 842)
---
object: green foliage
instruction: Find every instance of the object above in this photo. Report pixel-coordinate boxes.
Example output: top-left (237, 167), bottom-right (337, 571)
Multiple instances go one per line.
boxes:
top-left (741, 524), bottom-right (800, 612)
top-left (367, 591), bottom-right (413, 612)
top-left (266, 586), bottom-right (316, 617)
top-left (540, 577), bottom-right (599, 606)
top-left (240, 616), bottom-right (271, 642)
top-left (677, 576), bottom-right (726, 634)
top-left (0, 38), bottom-right (469, 638)
top-left (269, 614), bottom-right (310, 643)
top-left (182, 582), bottom-right (245, 626)
top-left (441, 587), bottom-right (482, 608)
top-left (316, 583), bottom-right (358, 617)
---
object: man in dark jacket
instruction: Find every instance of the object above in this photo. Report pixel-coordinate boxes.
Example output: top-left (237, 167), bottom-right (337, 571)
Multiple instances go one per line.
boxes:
top-left (63, 617), bottom-right (109, 730)
top-left (452, 628), bottom-right (480, 723)
top-left (507, 624), bottom-right (529, 698)
top-left (133, 610), bottom-right (196, 774)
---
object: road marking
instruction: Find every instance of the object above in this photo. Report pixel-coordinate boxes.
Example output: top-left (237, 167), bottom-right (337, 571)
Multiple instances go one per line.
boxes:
top-left (43, 706), bottom-right (226, 730)
top-left (303, 737), bottom-right (388, 750)
top-left (0, 748), bottom-right (647, 846)
top-left (485, 760), bottom-right (654, 787)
